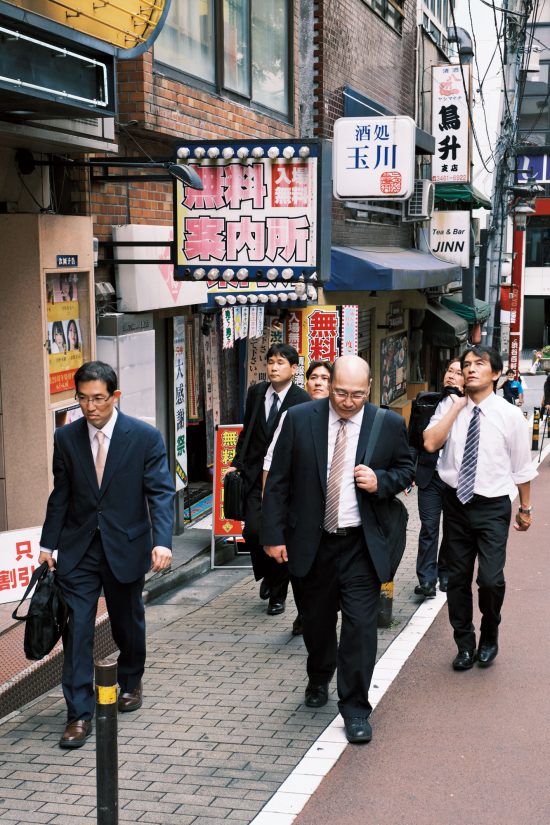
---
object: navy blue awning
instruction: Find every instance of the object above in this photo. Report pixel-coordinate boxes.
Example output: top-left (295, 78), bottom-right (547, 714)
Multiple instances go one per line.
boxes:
top-left (326, 246), bottom-right (462, 292)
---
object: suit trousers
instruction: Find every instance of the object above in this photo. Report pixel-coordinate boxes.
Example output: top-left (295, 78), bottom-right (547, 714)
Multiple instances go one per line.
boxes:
top-left (300, 530), bottom-right (381, 719)
top-left (57, 532), bottom-right (146, 722)
top-left (443, 488), bottom-right (511, 651)
top-left (416, 471), bottom-right (448, 584)
top-left (243, 481), bottom-right (289, 599)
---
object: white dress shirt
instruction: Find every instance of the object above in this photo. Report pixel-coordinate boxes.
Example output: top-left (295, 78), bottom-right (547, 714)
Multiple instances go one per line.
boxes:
top-left (327, 403), bottom-right (364, 527)
top-left (264, 382), bottom-right (292, 421)
top-left (428, 393), bottom-right (537, 497)
top-left (263, 411), bottom-right (287, 472)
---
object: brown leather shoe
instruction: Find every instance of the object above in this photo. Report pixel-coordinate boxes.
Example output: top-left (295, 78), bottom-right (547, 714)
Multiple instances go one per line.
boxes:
top-left (59, 720), bottom-right (92, 749)
top-left (118, 682), bottom-right (143, 712)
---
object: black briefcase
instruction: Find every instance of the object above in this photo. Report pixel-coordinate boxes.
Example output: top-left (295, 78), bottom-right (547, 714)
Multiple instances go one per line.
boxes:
top-left (11, 562), bottom-right (68, 660)
top-left (223, 470), bottom-right (246, 521)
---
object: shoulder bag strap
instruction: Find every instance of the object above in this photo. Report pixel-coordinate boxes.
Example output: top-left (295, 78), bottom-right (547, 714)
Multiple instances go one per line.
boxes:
top-left (363, 407), bottom-right (386, 467)
top-left (11, 562), bottom-right (49, 621)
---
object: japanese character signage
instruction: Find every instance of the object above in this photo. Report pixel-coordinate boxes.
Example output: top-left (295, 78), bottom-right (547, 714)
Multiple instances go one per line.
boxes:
top-left (431, 66), bottom-right (470, 183)
top-left (340, 306), bottom-right (359, 356)
top-left (213, 425), bottom-right (244, 537)
top-left (173, 316), bottom-right (187, 491)
top-left (0, 527), bottom-right (40, 604)
top-left (174, 141), bottom-right (322, 281)
top-left (301, 307), bottom-right (340, 374)
top-left (430, 211), bottom-right (470, 268)
top-left (333, 116), bottom-right (416, 200)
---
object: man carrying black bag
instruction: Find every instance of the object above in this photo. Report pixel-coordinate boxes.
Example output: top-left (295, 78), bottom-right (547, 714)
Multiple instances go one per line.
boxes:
top-left (226, 343), bottom-right (309, 616)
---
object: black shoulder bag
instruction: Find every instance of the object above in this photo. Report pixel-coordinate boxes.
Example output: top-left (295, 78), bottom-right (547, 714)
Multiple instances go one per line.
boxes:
top-left (364, 408), bottom-right (409, 580)
top-left (11, 562), bottom-right (68, 660)
top-left (223, 385), bottom-right (266, 521)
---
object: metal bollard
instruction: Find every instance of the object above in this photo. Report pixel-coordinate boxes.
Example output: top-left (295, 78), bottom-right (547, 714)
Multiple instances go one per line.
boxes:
top-left (378, 581), bottom-right (394, 628)
top-left (95, 658), bottom-right (118, 825)
top-left (532, 407), bottom-right (540, 451)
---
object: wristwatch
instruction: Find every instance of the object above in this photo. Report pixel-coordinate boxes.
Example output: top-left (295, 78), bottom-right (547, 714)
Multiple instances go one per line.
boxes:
top-left (518, 506), bottom-right (532, 515)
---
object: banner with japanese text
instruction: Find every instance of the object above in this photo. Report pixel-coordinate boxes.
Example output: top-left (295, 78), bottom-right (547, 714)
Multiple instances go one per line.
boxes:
top-left (301, 306), bottom-right (341, 375)
top-left (213, 425), bottom-right (244, 537)
top-left (0, 527), bottom-right (41, 604)
top-left (340, 305), bottom-right (359, 356)
top-left (431, 65), bottom-right (471, 183)
top-left (173, 316), bottom-right (187, 491)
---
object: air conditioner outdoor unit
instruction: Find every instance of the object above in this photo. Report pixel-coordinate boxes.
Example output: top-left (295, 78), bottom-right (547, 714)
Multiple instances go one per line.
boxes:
top-left (403, 180), bottom-right (435, 222)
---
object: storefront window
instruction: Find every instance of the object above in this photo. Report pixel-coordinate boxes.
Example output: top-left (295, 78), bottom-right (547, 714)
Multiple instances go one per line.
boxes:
top-left (46, 271), bottom-right (91, 404)
top-left (155, 0), bottom-right (290, 117)
top-left (525, 217), bottom-right (550, 267)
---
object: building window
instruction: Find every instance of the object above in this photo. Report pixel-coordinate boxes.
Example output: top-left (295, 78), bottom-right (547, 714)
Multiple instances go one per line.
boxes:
top-left (155, 0), bottom-right (291, 118)
top-left (420, 0), bottom-right (450, 54)
top-left (362, 0), bottom-right (405, 35)
top-left (525, 217), bottom-right (550, 267)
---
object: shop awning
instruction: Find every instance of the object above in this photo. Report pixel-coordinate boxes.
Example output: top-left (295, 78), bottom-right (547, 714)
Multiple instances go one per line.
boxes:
top-left (326, 246), bottom-right (462, 292)
top-left (422, 302), bottom-right (469, 348)
top-left (440, 292), bottom-right (491, 324)
top-left (435, 183), bottom-right (492, 210)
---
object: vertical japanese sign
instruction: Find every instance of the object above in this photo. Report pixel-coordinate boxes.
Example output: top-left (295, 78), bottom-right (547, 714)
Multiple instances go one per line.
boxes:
top-left (0, 527), bottom-right (41, 604)
top-left (340, 305), bottom-right (359, 356)
top-left (175, 143), bottom-right (318, 280)
top-left (432, 65), bottom-right (470, 183)
top-left (213, 425), bottom-right (244, 537)
top-left (333, 116), bottom-right (416, 200)
top-left (46, 272), bottom-right (84, 394)
top-left (246, 317), bottom-right (282, 388)
top-left (173, 316), bottom-right (187, 491)
top-left (301, 307), bottom-right (340, 374)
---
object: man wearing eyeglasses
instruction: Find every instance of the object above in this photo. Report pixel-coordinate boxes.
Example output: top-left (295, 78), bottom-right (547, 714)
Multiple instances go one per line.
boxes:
top-left (38, 361), bottom-right (175, 749)
top-left (261, 356), bottom-right (414, 744)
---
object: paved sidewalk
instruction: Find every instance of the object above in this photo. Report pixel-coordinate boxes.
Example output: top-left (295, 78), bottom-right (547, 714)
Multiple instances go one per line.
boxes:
top-left (291, 458), bottom-right (550, 825)
top-left (0, 490), bottom-right (425, 824)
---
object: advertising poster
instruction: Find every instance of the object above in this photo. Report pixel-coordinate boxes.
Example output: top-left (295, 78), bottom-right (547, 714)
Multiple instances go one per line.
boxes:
top-left (0, 527), bottom-right (41, 605)
top-left (46, 273), bottom-right (84, 394)
top-left (213, 425), bottom-right (244, 537)
top-left (301, 306), bottom-right (340, 375)
top-left (380, 332), bottom-right (408, 406)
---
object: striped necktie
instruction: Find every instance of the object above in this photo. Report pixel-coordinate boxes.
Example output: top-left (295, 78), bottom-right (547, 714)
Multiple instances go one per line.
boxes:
top-left (456, 406), bottom-right (481, 504)
top-left (324, 418), bottom-right (348, 533)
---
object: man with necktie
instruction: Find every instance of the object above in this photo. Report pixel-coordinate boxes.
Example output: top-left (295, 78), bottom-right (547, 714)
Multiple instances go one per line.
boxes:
top-left (424, 346), bottom-right (536, 671)
top-left (229, 343), bottom-right (310, 615)
top-left (39, 361), bottom-right (175, 748)
top-left (261, 356), bottom-right (414, 743)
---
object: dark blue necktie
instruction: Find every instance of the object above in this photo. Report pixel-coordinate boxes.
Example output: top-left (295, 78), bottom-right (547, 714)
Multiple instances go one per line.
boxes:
top-left (456, 406), bottom-right (481, 504)
top-left (266, 393), bottom-right (279, 430)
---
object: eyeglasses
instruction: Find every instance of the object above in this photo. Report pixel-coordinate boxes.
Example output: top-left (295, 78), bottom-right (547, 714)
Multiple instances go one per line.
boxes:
top-left (332, 389), bottom-right (367, 401)
top-left (75, 393), bottom-right (112, 406)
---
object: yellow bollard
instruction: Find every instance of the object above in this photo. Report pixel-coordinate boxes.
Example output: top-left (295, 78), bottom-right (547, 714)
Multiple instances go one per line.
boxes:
top-left (378, 581), bottom-right (394, 628)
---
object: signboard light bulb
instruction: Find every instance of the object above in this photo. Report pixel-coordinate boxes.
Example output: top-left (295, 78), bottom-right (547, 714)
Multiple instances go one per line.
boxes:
top-left (281, 268), bottom-right (293, 280)
top-left (237, 147), bottom-right (249, 159)
top-left (251, 147), bottom-right (264, 158)
top-left (298, 146), bottom-right (310, 158)
top-left (222, 268), bottom-right (235, 281)
top-left (283, 146), bottom-right (295, 159)
top-left (215, 296), bottom-right (227, 306)
top-left (258, 294), bottom-right (269, 303)
top-left (236, 268), bottom-right (249, 280)
top-left (222, 147), bottom-right (234, 159)
top-left (177, 147), bottom-right (190, 159)
top-left (266, 268), bottom-right (278, 281)
top-left (193, 268), bottom-right (206, 280)
top-left (207, 147), bottom-right (220, 159)
top-left (208, 268), bottom-right (220, 279)
top-left (267, 146), bottom-right (280, 159)
top-left (237, 294), bottom-right (248, 304)
top-left (226, 294), bottom-right (237, 305)
top-left (194, 147), bottom-right (206, 159)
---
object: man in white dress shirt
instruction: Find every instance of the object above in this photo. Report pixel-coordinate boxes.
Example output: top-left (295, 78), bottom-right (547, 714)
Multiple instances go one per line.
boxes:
top-left (424, 346), bottom-right (536, 671)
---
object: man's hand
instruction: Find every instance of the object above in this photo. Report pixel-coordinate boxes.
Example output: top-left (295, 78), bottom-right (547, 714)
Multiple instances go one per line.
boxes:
top-left (264, 544), bottom-right (288, 563)
top-left (38, 551), bottom-right (55, 570)
top-left (514, 512), bottom-right (531, 532)
top-left (225, 466), bottom-right (237, 474)
top-left (451, 394), bottom-right (468, 410)
top-left (354, 464), bottom-right (378, 492)
top-left (151, 546), bottom-right (172, 572)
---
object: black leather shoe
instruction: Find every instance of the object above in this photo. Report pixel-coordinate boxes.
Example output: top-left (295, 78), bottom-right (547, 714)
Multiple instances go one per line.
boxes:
top-left (304, 682), bottom-right (328, 708)
top-left (452, 649), bottom-right (476, 670)
top-left (438, 575), bottom-right (449, 592)
top-left (118, 682), bottom-right (143, 712)
top-left (267, 598), bottom-right (285, 615)
top-left (259, 579), bottom-right (271, 601)
top-left (477, 641), bottom-right (498, 667)
top-left (414, 581), bottom-right (436, 598)
top-left (59, 720), bottom-right (92, 749)
top-left (344, 716), bottom-right (372, 744)
top-left (291, 614), bottom-right (303, 636)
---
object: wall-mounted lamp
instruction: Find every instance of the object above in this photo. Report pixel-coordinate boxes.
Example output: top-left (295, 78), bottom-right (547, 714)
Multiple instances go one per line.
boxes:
top-left (513, 203), bottom-right (535, 231)
top-left (16, 149), bottom-right (204, 190)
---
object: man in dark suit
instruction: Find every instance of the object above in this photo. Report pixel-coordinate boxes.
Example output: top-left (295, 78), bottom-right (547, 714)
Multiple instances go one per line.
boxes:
top-left (230, 343), bottom-right (310, 615)
top-left (261, 356), bottom-right (414, 743)
top-left (39, 361), bottom-right (175, 748)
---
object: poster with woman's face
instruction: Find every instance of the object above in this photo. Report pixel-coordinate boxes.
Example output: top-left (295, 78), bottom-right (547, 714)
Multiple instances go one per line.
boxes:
top-left (46, 273), bottom-right (83, 393)
top-left (380, 333), bottom-right (408, 406)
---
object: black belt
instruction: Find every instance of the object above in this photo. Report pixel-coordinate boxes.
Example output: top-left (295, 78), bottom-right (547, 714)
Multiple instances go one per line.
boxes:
top-left (324, 526), bottom-right (362, 537)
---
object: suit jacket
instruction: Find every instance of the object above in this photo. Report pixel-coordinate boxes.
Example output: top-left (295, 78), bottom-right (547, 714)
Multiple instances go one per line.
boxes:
top-left (414, 448), bottom-right (439, 489)
top-left (40, 412), bottom-right (175, 584)
top-left (260, 399), bottom-right (414, 584)
top-left (232, 380), bottom-right (310, 493)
